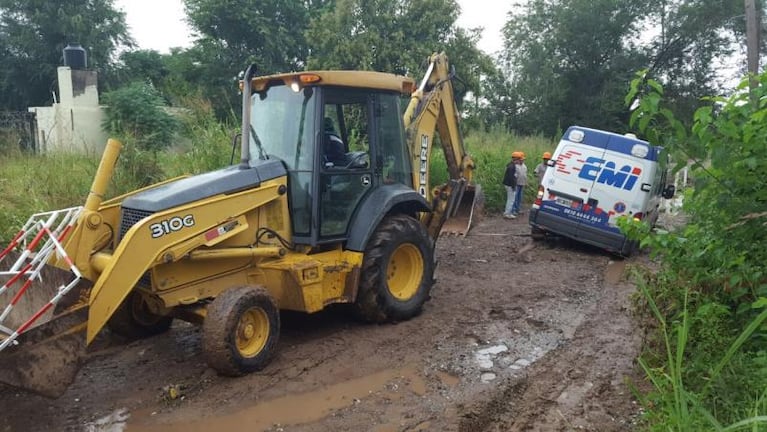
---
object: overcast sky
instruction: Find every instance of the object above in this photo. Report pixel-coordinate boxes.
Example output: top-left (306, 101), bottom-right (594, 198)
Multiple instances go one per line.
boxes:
top-left (114, 0), bottom-right (510, 56)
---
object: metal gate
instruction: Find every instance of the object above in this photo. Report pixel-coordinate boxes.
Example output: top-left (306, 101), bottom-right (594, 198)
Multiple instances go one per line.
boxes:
top-left (0, 111), bottom-right (37, 152)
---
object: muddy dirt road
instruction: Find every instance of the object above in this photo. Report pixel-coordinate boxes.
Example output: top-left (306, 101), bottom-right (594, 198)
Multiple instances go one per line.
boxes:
top-left (0, 214), bottom-right (645, 432)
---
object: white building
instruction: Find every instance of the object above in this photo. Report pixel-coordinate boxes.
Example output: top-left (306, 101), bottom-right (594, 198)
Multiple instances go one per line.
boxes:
top-left (28, 66), bottom-right (108, 153)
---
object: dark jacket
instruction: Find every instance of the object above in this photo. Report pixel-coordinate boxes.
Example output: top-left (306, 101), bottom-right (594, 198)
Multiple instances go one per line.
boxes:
top-left (503, 162), bottom-right (517, 187)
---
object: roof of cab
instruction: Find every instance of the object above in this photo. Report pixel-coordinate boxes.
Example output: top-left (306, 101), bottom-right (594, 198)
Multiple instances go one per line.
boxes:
top-left (251, 70), bottom-right (415, 94)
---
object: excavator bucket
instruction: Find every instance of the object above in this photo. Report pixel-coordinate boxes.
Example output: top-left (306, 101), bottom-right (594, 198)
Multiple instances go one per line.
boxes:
top-left (0, 207), bottom-right (90, 397)
top-left (440, 184), bottom-right (483, 236)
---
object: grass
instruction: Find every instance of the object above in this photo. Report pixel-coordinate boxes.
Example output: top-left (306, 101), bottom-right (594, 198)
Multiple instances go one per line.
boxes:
top-left (430, 127), bottom-right (556, 212)
top-left (0, 121), bottom-right (554, 243)
top-left (632, 267), bottom-right (767, 431)
top-left (0, 151), bottom-right (100, 241)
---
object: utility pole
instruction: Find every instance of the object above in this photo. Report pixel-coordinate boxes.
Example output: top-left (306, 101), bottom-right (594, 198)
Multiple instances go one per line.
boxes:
top-left (745, 0), bottom-right (759, 102)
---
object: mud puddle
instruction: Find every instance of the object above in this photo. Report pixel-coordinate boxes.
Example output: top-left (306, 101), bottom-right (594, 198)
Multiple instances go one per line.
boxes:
top-left (126, 365), bottom-right (426, 432)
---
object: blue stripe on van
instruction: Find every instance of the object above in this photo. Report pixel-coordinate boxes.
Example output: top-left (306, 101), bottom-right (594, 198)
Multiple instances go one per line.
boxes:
top-left (564, 126), bottom-right (660, 162)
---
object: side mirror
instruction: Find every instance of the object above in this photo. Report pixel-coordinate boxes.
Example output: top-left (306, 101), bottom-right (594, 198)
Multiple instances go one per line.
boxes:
top-left (546, 159), bottom-right (556, 167)
top-left (662, 184), bottom-right (676, 199)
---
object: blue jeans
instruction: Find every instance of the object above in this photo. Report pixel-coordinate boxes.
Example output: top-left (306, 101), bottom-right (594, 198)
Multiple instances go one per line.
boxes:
top-left (512, 185), bottom-right (524, 214)
top-left (504, 186), bottom-right (515, 215)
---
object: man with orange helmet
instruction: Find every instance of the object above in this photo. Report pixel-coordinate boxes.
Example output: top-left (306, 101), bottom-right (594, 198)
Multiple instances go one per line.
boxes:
top-left (502, 151), bottom-right (521, 219)
top-left (511, 152), bottom-right (528, 216)
top-left (534, 151), bottom-right (552, 185)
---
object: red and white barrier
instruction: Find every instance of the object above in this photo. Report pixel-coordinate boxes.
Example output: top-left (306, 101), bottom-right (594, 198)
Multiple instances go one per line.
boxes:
top-left (0, 207), bottom-right (83, 351)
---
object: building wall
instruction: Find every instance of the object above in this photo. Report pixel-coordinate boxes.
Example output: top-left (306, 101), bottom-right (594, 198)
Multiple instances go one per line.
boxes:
top-left (28, 67), bottom-right (108, 153)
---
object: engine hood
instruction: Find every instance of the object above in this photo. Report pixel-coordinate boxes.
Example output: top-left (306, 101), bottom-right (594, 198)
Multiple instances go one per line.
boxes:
top-left (121, 159), bottom-right (287, 213)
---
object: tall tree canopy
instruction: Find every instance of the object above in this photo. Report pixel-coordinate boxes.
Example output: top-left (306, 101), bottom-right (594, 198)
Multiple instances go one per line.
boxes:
top-left (182, 0), bottom-right (327, 115)
top-left (500, 0), bottom-right (652, 135)
top-left (178, 0), bottom-right (490, 116)
top-left (499, 0), bottom-right (746, 136)
top-left (0, 0), bottom-right (132, 110)
top-left (306, 0), bottom-right (494, 105)
top-left (184, 0), bottom-right (315, 74)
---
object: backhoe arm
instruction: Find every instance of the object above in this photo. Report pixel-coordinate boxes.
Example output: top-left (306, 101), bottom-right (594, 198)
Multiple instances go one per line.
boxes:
top-left (403, 52), bottom-right (477, 238)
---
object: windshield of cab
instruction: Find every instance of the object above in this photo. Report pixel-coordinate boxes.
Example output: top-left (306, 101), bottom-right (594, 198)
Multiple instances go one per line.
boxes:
top-left (249, 84), bottom-right (316, 170)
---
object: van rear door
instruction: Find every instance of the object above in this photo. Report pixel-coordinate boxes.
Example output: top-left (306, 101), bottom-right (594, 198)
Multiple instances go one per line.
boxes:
top-left (540, 127), bottom-right (611, 239)
top-left (565, 129), bottom-right (656, 253)
top-left (584, 140), bottom-right (654, 237)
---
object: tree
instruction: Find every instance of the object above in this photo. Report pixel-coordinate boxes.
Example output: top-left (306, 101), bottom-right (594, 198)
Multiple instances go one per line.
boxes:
top-left (181, 0), bottom-right (326, 116)
top-left (499, 0), bottom-right (746, 136)
top-left (306, 0), bottom-right (493, 105)
top-left (500, 0), bottom-right (651, 136)
top-left (641, 0), bottom-right (743, 122)
top-left (0, 0), bottom-right (132, 110)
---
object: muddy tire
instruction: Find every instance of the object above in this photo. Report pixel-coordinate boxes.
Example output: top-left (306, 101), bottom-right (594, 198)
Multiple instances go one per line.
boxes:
top-left (202, 286), bottom-right (280, 376)
top-left (354, 214), bottom-right (434, 323)
top-left (531, 226), bottom-right (546, 241)
top-left (107, 290), bottom-right (173, 339)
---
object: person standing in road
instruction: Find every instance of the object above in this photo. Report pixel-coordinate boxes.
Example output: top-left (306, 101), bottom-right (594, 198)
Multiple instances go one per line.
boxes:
top-left (502, 152), bottom-right (520, 219)
top-left (511, 152), bottom-right (527, 216)
top-left (534, 151), bottom-right (552, 185)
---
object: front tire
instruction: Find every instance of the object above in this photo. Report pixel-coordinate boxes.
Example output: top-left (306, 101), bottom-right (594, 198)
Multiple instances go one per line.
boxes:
top-left (107, 290), bottom-right (173, 339)
top-left (202, 286), bottom-right (280, 376)
top-left (354, 214), bottom-right (435, 323)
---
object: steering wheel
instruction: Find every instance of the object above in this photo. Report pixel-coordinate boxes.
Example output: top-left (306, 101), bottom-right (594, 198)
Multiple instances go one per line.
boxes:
top-left (344, 152), bottom-right (368, 169)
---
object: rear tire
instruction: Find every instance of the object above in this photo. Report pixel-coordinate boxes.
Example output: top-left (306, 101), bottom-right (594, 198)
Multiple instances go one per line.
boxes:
top-left (354, 214), bottom-right (434, 323)
top-left (202, 286), bottom-right (280, 376)
top-left (107, 290), bottom-right (173, 339)
top-left (531, 226), bottom-right (546, 240)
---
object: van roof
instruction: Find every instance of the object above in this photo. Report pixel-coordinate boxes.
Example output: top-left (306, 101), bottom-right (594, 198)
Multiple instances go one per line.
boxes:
top-left (563, 126), bottom-right (662, 162)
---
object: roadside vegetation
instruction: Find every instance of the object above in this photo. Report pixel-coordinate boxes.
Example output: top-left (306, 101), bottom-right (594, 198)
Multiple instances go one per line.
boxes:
top-left (0, 98), bottom-right (553, 242)
top-left (620, 72), bottom-right (767, 430)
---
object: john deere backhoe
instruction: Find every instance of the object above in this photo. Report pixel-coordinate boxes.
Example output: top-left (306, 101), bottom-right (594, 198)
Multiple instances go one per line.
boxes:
top-left (0, 52), bottom-right (479, 397)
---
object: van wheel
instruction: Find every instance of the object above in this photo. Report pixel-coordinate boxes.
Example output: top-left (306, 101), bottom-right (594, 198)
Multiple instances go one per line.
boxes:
top-left (108, 290), bottom-right (173, 339)
top-left (354, 214), bottom-right (434, 323)
top-left (202, 286), bottom-right (280, 376)
top-left (531, 226), bottom-right (546, 241)
top-left (619, 240), bottom-right (639, 258)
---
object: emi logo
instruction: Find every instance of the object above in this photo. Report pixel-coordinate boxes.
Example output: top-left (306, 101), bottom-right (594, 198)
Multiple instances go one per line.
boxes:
top-left (578, 157), bottom-right (642, 191)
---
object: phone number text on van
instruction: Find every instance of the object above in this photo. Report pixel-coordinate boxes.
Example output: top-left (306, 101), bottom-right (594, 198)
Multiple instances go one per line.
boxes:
top-left (563, 208), bottom-right (604, 223)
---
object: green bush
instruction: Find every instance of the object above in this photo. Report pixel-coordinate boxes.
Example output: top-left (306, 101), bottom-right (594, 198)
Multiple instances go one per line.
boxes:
top-left (624, 71), bottom-right (767, 430)
top-left (102, 82), bottom-right (179, 152)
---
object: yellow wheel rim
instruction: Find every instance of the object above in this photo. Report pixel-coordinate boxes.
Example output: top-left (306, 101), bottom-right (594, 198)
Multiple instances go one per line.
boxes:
top-left (236, 307), bottom-right (269, 358)
top-left (387, 243), bottom-right (424, 300)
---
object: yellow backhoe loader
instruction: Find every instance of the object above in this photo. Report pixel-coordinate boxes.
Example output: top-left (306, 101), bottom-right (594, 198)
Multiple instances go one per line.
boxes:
top-left (0, 52), bottom-right (480, 397)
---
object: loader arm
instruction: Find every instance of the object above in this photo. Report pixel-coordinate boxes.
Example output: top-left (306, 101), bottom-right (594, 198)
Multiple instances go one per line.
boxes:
top-left (403, 52), bottom-right (477, 238)
top-left (86, 179), bottom-right (287, 343)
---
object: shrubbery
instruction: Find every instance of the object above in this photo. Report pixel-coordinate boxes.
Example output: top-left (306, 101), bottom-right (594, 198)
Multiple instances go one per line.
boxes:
top-left (623, 71), bottom-right (767, 430)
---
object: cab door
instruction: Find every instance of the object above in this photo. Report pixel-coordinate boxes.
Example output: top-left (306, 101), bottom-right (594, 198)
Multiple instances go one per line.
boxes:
top-left (317, 89), bottom-right (375, 239)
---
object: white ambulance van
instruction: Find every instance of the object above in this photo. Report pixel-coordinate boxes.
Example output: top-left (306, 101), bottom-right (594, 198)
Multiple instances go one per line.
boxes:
top-left (528, 126), bottom-right (675, 256)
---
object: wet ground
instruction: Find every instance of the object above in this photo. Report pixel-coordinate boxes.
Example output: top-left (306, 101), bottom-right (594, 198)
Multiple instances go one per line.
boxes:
top-left (0, 212), bottom-right (649, 432)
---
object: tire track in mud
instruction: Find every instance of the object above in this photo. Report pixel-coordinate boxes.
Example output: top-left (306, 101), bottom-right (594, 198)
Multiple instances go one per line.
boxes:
top-left (456, 258), bottom-right (643, 432)
top-left (0, 216), bottom-right (645, 432)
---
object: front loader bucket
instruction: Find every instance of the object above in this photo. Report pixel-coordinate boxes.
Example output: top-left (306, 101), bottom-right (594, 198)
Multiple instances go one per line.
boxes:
top-left (0, 306), bottom-right (87, 397)
top-left (0, 207), bottom-right (90, 397)
top-left (440, 184), bottom-right (483, 236)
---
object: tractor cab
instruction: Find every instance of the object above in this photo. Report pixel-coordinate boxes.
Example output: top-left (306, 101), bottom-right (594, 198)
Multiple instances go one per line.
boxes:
top-left (246, 72), bottom-right (417, 246)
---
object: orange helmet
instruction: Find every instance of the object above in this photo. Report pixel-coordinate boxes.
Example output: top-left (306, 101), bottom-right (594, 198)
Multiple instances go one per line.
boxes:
top-left (543, 151), bottom-right (552, 159)
top-left (511, 151), bottom-right (523, 159)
